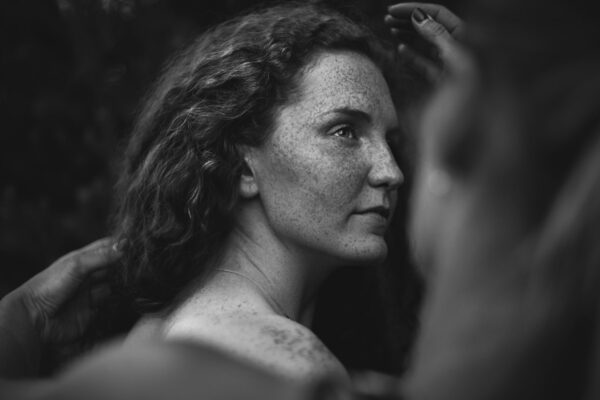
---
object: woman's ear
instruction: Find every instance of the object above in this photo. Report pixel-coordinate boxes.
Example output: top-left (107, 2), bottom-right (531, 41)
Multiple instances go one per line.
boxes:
top-left (239, 153), bottom-right (259, 198)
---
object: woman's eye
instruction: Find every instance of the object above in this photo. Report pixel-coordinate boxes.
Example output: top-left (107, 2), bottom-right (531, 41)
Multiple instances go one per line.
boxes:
top-left (331, 126), bottom-right (357, 140)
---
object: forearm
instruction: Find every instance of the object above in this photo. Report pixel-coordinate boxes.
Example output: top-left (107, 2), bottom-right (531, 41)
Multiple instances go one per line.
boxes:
top-left (0, 292), bottom-right (42, 378)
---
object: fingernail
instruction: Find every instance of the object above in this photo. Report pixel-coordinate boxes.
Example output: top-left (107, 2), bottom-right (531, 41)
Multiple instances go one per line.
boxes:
top-left (390, 27), bottom-right (400, 36)
top-left (412, 8), bottom-right (427, 23)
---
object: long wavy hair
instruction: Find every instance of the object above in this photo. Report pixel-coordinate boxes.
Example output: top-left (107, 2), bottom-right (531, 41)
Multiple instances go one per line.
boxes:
top-left (108, 1), bottom-right (422, 323)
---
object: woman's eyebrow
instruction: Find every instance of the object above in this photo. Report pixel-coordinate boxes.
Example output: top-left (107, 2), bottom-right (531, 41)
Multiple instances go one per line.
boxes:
top-left (320, 107), bottom-right (372, 123)
top-left (319, 107), bottom-right (400, 134)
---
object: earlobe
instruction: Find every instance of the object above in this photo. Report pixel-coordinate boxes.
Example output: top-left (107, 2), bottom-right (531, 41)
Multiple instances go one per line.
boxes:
top-left (239, 158), bottom-right (259, 198)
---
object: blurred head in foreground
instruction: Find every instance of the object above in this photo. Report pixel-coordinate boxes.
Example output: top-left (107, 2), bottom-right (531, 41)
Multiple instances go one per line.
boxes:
top-left (407, 1), bottom-right (600, 399)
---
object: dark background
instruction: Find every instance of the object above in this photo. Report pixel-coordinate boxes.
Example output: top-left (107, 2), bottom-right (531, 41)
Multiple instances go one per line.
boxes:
top-left (0, 0), bottom-right (461, 295)
top-left (0, 0), bottom-right (460, 373)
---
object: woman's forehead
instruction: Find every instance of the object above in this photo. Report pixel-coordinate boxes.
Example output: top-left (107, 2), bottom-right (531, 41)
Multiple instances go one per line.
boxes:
top-left (288, 50), bottom-right (396, 122)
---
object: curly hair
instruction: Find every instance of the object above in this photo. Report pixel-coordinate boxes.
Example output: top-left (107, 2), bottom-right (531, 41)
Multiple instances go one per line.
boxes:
top-left (110, 1), bottom-right (422, 316)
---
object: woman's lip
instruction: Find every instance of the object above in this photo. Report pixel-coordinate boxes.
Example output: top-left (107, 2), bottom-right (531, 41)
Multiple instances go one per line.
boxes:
top-left (353, 210), bottom-right (390, 235)
top-left (355, 206), bottom-right (390, 219)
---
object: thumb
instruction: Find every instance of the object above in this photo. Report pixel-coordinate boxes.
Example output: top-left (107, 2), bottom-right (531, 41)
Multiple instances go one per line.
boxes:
top-left (412, 7), bottom-right (454, 50)
top-left (412, 7), bottom-right (473, 77)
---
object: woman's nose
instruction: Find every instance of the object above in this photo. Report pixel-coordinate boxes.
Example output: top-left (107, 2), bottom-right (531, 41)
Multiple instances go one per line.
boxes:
top-left (367, 141), bottom-right (404, 190)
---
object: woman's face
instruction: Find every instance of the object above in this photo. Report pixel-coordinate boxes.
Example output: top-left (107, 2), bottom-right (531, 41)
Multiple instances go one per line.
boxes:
top-left (247, 50), bottom-right (402, 267)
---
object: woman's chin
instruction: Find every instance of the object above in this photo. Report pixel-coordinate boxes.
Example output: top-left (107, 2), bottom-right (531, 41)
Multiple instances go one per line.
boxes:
top-left (337, 236), bottom-right (389, 266)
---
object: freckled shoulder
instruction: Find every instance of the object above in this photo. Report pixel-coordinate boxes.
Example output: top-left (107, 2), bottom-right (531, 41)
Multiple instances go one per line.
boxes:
top-left (164, 312), bottom-right (348, 384)
top-left (254, 315), bottom-right (349, 381)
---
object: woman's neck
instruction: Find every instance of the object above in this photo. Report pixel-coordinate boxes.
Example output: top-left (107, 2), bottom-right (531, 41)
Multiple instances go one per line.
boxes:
top-left (170, 201), bottom-right (342, 326)
top-left (210, 221), bottom-right (337, 325)
top-left (197, 196), bottom-right (343, 325)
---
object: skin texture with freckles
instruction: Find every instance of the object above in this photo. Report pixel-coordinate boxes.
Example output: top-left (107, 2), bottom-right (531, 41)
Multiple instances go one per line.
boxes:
top-left (127, 50), bottom-right (403, 384)
top-left (248, 50), bottom-right (403, 267)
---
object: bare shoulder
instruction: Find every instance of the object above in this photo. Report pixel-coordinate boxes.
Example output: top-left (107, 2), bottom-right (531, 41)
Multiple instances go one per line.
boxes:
top-left (250, 315), bottom-right (347, 381)
top-left (165, 312), bottom-right (348, 383)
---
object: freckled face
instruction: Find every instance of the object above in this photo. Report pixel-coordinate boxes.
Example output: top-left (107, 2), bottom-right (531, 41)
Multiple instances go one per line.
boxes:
top-left (250, 51), bottom-right (403, 266)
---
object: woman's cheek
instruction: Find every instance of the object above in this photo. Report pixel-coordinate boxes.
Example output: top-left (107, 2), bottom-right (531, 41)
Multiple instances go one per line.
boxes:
top-left (313, 143), bottom-right (366, 202)
top-left (265, 133), bottom-right (367, 227)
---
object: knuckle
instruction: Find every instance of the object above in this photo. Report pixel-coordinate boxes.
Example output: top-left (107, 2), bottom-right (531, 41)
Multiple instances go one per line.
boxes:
top-left (428, 21), bottom-right (448, 36)
top-left (22, 291), bottom-right (50, 330)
